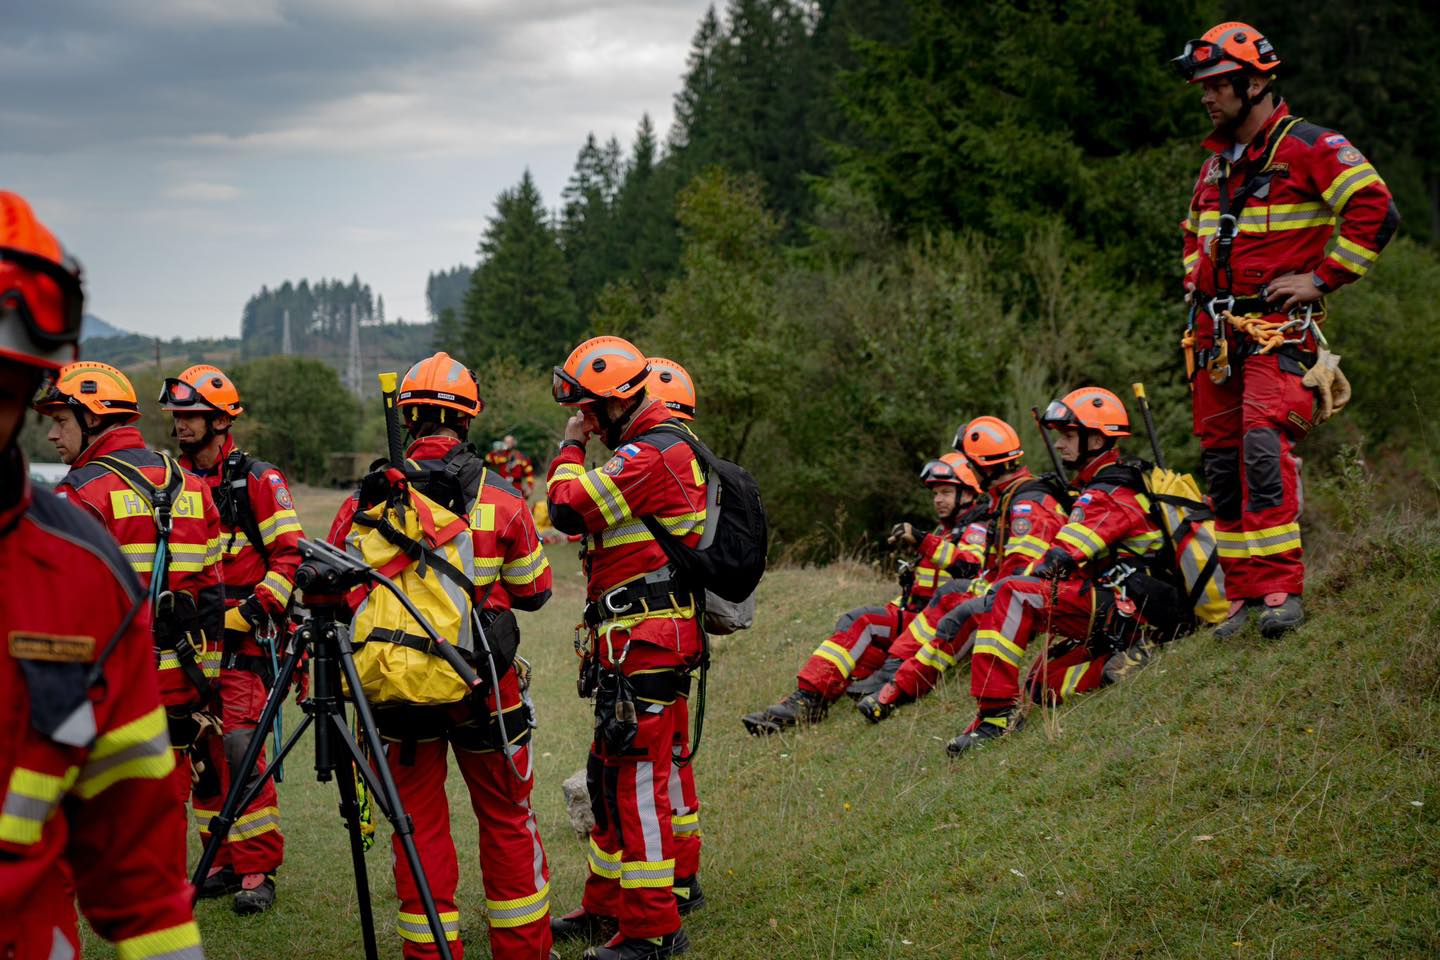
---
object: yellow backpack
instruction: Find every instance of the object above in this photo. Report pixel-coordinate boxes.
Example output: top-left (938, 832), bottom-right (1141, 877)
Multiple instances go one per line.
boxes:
top-left (1141, 465), bottom-right (1228, 625)
top-left (344, 484), bottom-right (479, 705)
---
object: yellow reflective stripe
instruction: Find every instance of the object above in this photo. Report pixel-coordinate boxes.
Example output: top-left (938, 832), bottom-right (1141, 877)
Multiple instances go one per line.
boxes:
top-left (76, 706), bottom-right (174, 798)
top-left (1121, 530), bottom-right (1164, 555)
top-left (973, 630), bottom-right (1024, 668)
top-left (486, 882), bottom-right (551, 928)
top-left (915, 641), bottom-right (957, 671)
top-left (115, 921), bottom-right (204, 960)
top-left (1183, 250), bottom-right (1199, 271)
top-left (1183, 208), bottom-right (1199, 233)
top-left (0, 766), bottom-right (80, 844)
top-left (579, 470), bottom-right (631, 526)
top-left (907, 613), bottom-right (937, 643)
top-left (1006, 534), bottom-right (1049, 559)
top-left (260, 570), bottom-right (293, 605)
top-left (1322, 163), bottom-right (1380, 212)
top-left (588, 836), bottom-right (622, 879)
top-left (222, 530), bottom-right (251, 554)
top-left (651, 510), bottom-right (706, 536)
top-left (620, 857), bottom-right (676, 889)
top-left (1266, 201), bottom-right (1334, 231)
top-left (1247, 523), bottom-right (1302, 557)
top-left (1328, 235), bottom-right (1380, 276)
top-left (672, 812), bottom-right (701, 835)
top-left (397, 910), bottom-right (461, 944)
top-left (815, 639), bottom-right (857, 674)
top-left (258, 509), bottom-right (302, 546)
top-left (1055, 523), bottom-right (1105, 559)
top-left (502, 544), bottom-right (549, 585)
top-left (229, 804), bottom-right (281, 840)
top-left (1061, 662), bottom-right (1088, 696)
top-left (547, 462), bottom-right (585, 493)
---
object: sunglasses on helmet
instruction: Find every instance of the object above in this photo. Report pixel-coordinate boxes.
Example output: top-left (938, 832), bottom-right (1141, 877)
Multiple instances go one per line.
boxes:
top-left (1039, 399), bottom-right (1080, 429)
top-left (1170, 39), bottom-right (1226, 80)
top-left (0, 246), bottom-right (84, 348)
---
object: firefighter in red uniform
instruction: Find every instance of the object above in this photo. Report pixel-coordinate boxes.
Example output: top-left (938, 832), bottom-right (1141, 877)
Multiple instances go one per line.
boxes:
top-left (487, 435), bottom-right (537, 498)
top-left (328, 352), bottom-right (555, 960)
top-left (947, 390), bottom-right (1187, 756)
top-left (0, 189), bottom-right (205, 960)
top-left (165, 364), bottom-right (300, 913)
top-left (1173, 22), bottom-right (1398, 638)
top-left (642, 355), bottom-right (703, 915)
top-left (856, 418), bottom-right (1069, 723)
top-left (35, 361), bottom-right (225, 805)
top-left (741, 451), bottom-right (985, 735)
top-left (546, 336), bottom-right (705, 960)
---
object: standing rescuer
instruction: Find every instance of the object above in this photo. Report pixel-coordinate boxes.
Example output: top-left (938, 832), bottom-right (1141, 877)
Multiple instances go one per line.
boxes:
top-left (546, 336), bottom-right (706, 960)
top-left (328, 352), bottom-right (555, 960)
top-left (34, 359), bottom-right (226, 808)
top-left (1173, 22), bottom-right (1398, 639)
top-left (165, 363), bottom-right (301, 913)
top-left (0, 190), bottom-right (205, 960)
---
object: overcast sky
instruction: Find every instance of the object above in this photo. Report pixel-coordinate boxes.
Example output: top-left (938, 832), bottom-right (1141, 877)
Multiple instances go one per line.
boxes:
top-left (3, 0), bottom-right (711, 338)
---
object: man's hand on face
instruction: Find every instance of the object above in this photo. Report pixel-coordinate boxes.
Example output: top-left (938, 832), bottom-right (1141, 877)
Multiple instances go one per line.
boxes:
top-left (563, 410), bottom-right (595, 446)
top-left (1264, 273), bottom-right (1324, 313)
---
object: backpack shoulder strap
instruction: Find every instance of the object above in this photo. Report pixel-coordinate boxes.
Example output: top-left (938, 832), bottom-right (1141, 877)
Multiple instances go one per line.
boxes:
top-left (220, 448), bottom-right (270, 561)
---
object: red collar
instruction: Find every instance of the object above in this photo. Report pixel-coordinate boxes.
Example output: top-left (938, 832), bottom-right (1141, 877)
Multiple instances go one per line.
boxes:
top-left (1073, 447), bottom-right (1120, 485)
top-left (70, 426), bottom-right (148, 471)
top-left (406, 435), bottom-right (462, 461)
top-left (179, 432), bottom-right (235, 476)
top-left (987, 466), bottom-right (1034, 506)
top-left (1201, 100), bottom-right (1291, 162)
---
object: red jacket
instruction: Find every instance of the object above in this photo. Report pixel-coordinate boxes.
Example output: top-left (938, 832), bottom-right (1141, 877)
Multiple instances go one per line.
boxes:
top-left (181, 435), bottom-right (304, 656)
top-left (486, 447), bottom-right (535, 491)
top-left (981, 468), bottom-right (1070, 582)
top-left (911, 501), bottom-right (989, 601)
top-left (1049, 450), bottom-right (1163, 576)
top-left (545, 402), bottom-right (706, 601)
top-left (56, 426), bottom-right (224, 707)
top-left (1182, 102), bottom-right (1398, 305)
top-left (328, 436), bottom-right (552, 613)
top-left (0, 453), bottom-right (204, 960)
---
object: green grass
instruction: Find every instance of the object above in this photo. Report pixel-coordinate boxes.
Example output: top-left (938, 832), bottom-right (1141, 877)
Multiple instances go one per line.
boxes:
top-left (91, 498), bottom-right (1440, 959)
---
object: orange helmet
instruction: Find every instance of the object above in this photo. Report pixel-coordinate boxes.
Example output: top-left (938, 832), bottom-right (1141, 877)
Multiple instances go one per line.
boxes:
top-left (34, 361), bottom-right (140, 423)
top-left (646, 356), bottom-right (696, 420)
top-left (1172, 22), bottom-right (1280, 82)
top-left (920, 451), bottom-right (981, 493)
top-left (0, 191), bottom-right (84, 371)
top-left (553, 336), bottom-right (649, 406)
top-left (398, 352), bottom-right (482, 418)
top-left (955, 416), bottom-right (1023, 467)
top-left (1040, 387), bottom-right (1131, 437)
top-left (160, 364), bottom-right (244, 418)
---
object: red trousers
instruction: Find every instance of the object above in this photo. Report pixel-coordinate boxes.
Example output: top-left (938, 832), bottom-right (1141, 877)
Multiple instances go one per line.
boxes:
top-left (891, 580), bottom-right (984, 698)
top-left (1192, 345), bottom-right (1313, 599)
top-left (669, 694), bottom-right (700, 880)
top-left (796, 602), bottom-right (914, 701)
top-left (582, 617), bottom-right (701, 940)
top-left (379, 670), bottom-right (552, 960)
top-left (969, 577), bottom-right (1097, 709)
top-left (192, 669), bottom-right (283, 875)
top-left (1023, 639), bottom-right (1109, 704)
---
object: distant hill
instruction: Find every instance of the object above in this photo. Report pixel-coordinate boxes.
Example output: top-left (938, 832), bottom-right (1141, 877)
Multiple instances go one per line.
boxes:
top-left (80, 314), bottom-right (128, 340)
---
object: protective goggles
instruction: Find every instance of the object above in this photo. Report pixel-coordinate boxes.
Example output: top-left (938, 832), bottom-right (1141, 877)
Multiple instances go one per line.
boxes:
top-left (158, 377), bottom-right (220, 412)
top-left (919, 458), bottom-right (961, 485)
top-left (1039, 399), bottom-right (1079, 429)
top-left (0, 246), bottom-right (84, 348)
top-left (1170, 39), bottom-right (1226, 80)
top-left (551, 366), bottom-right (596, 405)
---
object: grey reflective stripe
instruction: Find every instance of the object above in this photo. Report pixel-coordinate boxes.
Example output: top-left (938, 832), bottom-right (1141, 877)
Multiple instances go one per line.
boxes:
top-left (3, 790), bottom-right (56, 823)
top-left (1331, 243), bottom-right (1372, 269)
top-left (635, 761), bottom-right (662, 861)
top-left (621, 864), bottom-right (673, 880)
top-left (668, 760), bottom-right (683, 807)
top-left (576, 343), bottom-right (640, 372)
top-left (1002, 578), bottom-right (1045, 637)
top-left (834, 605), bottom-right (888, 633)
top-left (590, 476), bottom-right (628, 523)
top-left (673, 818), bottom-right (701, 834)
top-left (848, 622), bottom-right (891, 666)
top-left (78, 731), bottom-right (170, 784)
top-left (147, 946), bottom-right (206, 960)
top-left (935, 594), bottom-right (990, 643)
top-left (487, 892), bottom-right (549, 923)
top-left (524, 797), bottom-right (547, 895)
top-left (398, 916), bottom-right (460, 935)
top-left (1325, 166), bottom-right (1374, 207)
top-left (233, 813), bottom-right (280, 834)
top-left (1269, 208), bottom-right (1331, 224)
top-left (504, 552), bottom-right (547, 578)
top-left (48, 927), bottom-right (76, 960)
top-left (1248, 528), bottom-right (1300, 550)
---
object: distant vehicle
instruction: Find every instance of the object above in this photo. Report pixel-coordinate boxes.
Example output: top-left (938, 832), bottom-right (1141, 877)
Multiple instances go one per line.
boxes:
top-left (29, 461), bottom-right (69, 489)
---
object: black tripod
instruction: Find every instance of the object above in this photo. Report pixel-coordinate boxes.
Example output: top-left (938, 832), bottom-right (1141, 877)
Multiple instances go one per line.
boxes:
top-left (190, 538), bottom-right (462, 960)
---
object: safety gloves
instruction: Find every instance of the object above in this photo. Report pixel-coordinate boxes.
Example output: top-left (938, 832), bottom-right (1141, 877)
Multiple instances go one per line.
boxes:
top-left (888, 522), bottom-right (920, 547)
top-left (1302, 348), bottom-right (1352, 424)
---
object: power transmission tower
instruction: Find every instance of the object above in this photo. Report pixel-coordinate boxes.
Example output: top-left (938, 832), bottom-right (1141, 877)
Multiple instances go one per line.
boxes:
top-left (347, 302), bottom-right (362, 395)
top-left (281, 308), bottom-right (292, 354)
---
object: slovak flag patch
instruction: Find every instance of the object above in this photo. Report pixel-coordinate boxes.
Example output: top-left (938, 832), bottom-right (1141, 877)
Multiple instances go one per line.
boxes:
top-left (1013, 502), bottom-right (1033, 514)
top-left (618, 444), bottom-right (641, 458)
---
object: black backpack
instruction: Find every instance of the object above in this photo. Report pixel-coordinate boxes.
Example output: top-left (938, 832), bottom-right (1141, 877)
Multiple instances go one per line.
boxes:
top-left (637, 425), bottom-right (767, 603)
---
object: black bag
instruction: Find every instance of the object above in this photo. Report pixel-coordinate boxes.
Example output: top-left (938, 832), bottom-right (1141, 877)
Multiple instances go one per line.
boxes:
top-left (638, 425), bottom-right (767, 603)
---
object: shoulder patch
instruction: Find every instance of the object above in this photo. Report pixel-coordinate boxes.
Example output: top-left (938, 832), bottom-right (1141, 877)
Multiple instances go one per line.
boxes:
top-left (1069, 507), bottom-right (1086, 523)
top-left (274, 484), bottom-right (293, 509)
top-left (618, 444), bottom-right (640, 458)
top-left (1076, 493), bottom-right (1093, 505)
top-left (10, 632), bottom-right (95, 663)
top-left (1323, 133), bottom-right (1347, 147)
top-left (601, 456), bottom-right (626, 477)
top-left (1011, 517), bottom-right (1032, 536)
top-left (1012, 502), bottom-right (1033, 514)
top-left (1336, 145), bottom-right (1365, 166)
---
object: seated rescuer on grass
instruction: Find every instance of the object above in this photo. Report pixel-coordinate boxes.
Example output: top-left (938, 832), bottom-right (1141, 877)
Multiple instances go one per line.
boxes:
top-left (0, 189), bottom-right (207, 960)
top-left (166, 363), bottom-right (301, 914)
top-left (852, 416), bottom-right (1071, 732)
top-left (35, 360), bottom-right (227, 813)
top-left (740, 451), bottom-right (983, 736)
top-left (545, 336), bottom-right (707, 960)
top-left (327, 351), bottom-right (557, 960)
top-left (947, 389), bottom-right (1188, 758)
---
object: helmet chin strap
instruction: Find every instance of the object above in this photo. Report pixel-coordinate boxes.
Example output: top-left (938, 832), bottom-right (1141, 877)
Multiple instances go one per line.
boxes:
top-left (597, 395), bottom-right (645, 449)
top-left (1222, 74), bottom-right (1269, 137)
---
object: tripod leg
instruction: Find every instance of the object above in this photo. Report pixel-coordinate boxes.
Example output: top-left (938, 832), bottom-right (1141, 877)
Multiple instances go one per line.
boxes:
top-left (332, 628), bottom-right (456, 960)
top-left (333, 732), bottom-right (381, 960)
top-left (190, 642), bottom-right (305, 897)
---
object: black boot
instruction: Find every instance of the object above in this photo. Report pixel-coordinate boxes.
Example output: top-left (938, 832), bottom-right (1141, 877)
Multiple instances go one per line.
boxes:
top-left (232, 873), bottom-right (276, 915)
top-left (845, 656), bottom-right (902, 699)
top-left (674, 874), bottom-right (705, 915)
top-left (551, 907), bottom-right (618, 944)
top-left (584, 929), bottom-right (690, 959)
top-left (741, 689), bottom-right (827, 736)
top-left (856, 682), bottom-right (913, 724)
top-left (946, 708), bottom-right (1023, 758)
top-left (1256, 593), bottom-right (1304, 639)
top-left (197, 865), bottom-right (241, 900)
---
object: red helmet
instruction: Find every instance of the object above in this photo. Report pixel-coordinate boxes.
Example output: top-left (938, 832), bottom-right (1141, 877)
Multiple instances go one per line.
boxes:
top-left (0, 191), bottom-right (84, 371)
top-left (646, 356), bottom-right (696, 420)
top-left (955, 416), bottom-right (1023, 467)
top-left (161, 364), bottom-right (244, 418)
top-left (1172, 22), bottom-right (1280, 83)
top-left (1040, 387), bottom-right (1131, 437)
top-left (553, 336), bottom-right (649, 406)
top-left (920, 452), bottom-right (981, 493)
top-left (399, 352), bottom-right (482, 417)
top-left (34, 361), bottom-right (140, 423)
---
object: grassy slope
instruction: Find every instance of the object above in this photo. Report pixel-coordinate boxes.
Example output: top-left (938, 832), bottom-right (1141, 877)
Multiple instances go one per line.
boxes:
top-left (100, 491), bottom-right (1439, 959)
